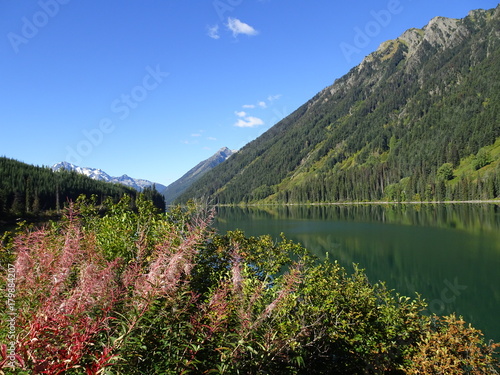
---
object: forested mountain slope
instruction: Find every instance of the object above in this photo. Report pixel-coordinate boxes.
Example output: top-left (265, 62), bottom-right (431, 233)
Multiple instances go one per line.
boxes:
top-left (178, 5), bottom-right (500, 204)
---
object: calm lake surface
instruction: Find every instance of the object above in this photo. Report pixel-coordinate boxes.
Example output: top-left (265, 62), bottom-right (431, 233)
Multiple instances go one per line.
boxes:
top-left (214, 203), bottom-right (500, 343)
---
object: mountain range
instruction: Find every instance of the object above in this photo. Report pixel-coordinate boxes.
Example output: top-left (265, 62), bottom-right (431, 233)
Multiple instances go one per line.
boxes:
top-left (162, 147), bottom-right (236, 204)
top-left (52, 146), bottom-right (236, 202)
top-left (52, 161), bottom-right (168, 193)
top-left (177, 5), bottom-right (500, 204)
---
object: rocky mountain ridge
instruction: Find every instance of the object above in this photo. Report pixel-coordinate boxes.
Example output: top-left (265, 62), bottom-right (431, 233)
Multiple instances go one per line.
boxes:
top-left (52, 162), bottom-right (167, 193)
top-left (163, 147), bottom-right (236, 204)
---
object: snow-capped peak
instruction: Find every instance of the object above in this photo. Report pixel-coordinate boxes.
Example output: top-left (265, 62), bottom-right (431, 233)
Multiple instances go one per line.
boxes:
top-left (51, 162), bottom-right (166, 193)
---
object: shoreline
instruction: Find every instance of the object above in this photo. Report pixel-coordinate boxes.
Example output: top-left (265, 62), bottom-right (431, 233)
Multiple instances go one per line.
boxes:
top-left (214, 199), bottom-right (500, 208)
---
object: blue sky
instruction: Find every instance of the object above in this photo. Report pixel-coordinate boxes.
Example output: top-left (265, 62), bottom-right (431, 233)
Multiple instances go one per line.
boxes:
top-left (1, 0), bottom-right (498, 185)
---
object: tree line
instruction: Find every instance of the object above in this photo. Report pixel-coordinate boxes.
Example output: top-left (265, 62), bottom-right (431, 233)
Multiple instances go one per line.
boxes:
top-left (0, 157), bottom-right (165, 219)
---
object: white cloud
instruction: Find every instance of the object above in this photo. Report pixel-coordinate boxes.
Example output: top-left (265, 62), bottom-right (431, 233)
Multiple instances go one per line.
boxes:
top-left (258, 101), bottom-right (267, 108)
top-left (234, 116), bottom-right (264, 128)
top-left (207, 137), bottom-right (217, 141)
top-left (227, 17), bottom-right (259, 37)
top-left (207, 24), bottom-right (220, 39)
top-left (191, 133), bottom-right (202, 137)
top-left (242, 104), bottom-right (255, 109)
top-left (235, 111), bottom-right (247, 117)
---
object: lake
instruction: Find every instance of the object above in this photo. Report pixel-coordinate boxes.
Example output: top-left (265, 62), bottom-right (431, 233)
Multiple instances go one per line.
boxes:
top-left (214, 203), bottom-right (500, 343)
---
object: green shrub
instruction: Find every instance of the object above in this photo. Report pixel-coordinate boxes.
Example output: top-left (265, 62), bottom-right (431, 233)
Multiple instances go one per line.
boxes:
top-left (473, 149), bottom-right (493, 170)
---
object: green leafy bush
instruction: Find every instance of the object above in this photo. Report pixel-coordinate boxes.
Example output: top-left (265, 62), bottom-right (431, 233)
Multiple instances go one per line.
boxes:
top-left (473, 149), bottom-right (493, 170)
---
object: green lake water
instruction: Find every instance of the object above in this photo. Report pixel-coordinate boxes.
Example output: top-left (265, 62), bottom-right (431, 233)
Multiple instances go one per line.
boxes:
top-left (214, 203), bottom-right (500, 343)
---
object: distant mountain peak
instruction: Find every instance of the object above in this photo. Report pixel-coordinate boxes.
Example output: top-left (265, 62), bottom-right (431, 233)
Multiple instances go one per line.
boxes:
top-left (162, 147), bottom-right (237, 204)
top-left (52, 162), bottom-right (166, 193)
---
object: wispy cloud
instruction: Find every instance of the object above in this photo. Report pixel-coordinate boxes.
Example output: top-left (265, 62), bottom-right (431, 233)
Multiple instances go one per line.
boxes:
top-left (234, 94), bottom-right (282, 128)
top-left (207, 137), bottom-right (217, 141)
top-left (191, 133), bottom-right (202, 137)
top-left (207, 24), bottom-right (220, 39)
top-left (242, 95), bottom-right (281, 110)
top-left (227, 17), bottom-right (259, 37)
top-left (234, 116), bottom-right (264, 128)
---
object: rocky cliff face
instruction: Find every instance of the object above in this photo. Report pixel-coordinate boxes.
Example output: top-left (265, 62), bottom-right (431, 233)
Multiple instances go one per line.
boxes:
top-left (330, 7), bottom-right (496, 101)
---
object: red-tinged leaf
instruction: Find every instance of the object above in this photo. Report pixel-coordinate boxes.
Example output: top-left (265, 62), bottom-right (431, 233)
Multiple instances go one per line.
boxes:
top-left (14, 353), bottom-right (25, 369)
top-left (85, 347), bottom-right (118, 375)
